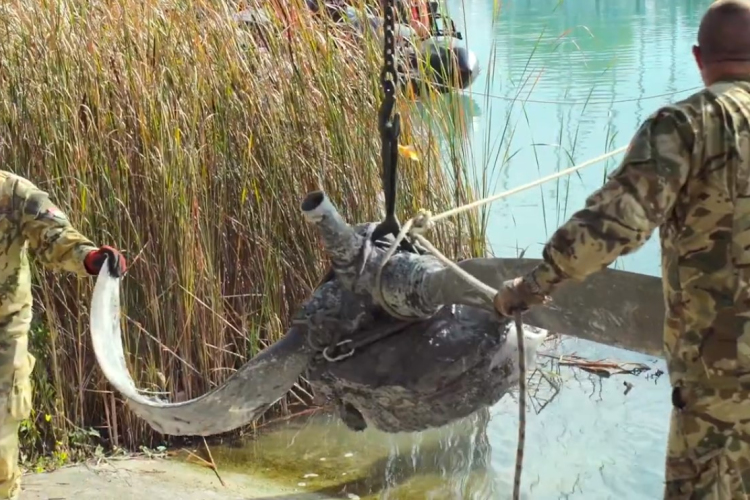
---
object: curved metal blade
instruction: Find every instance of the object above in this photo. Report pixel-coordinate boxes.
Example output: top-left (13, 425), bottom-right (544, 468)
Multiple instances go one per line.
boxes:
top-left (89, 264), bottom-right (314, 436)
top-left (426, 257), bottom-right (665, 358)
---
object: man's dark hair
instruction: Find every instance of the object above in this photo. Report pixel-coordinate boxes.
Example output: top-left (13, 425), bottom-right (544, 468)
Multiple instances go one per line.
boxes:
top-left (698, 0), bottom-right (750, 64)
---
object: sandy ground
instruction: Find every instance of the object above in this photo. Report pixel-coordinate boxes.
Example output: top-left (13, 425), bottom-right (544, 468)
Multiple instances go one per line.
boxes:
top-left (20, 457), bottom-right (337, 500)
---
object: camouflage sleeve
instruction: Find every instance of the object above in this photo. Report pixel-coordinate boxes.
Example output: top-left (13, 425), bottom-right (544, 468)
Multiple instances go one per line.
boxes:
top-left (13, 177), bottom-right (98, 276)
top-left (528, 106), bottom-right (696, 294)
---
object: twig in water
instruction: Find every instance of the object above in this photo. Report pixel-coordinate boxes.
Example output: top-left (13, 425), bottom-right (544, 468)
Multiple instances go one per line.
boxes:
top-left (182, 446), bottom-right (225, 488)
top-left (203, 438), bottom-right (226, 487)
top-left (512, 312), bottom-right (526, 500)
top-left (182, 448), bottom-right (212, 467)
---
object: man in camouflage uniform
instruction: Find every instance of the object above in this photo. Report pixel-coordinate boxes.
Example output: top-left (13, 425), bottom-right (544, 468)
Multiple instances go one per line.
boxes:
top-left (494, 1), bottom-right (750, 498)
top-left (0, 171), bottom-right (126, 499)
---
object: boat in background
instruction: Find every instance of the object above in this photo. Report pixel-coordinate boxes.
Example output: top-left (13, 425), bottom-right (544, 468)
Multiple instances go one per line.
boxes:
top-left (234, 0), bottom-right (480, 94)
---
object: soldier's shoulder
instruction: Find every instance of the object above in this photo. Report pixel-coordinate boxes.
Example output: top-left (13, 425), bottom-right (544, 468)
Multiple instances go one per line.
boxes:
top-left (672, 86), bottom-right (714, 109)
top-left (633, 90), bottom-right (710, 139)
top-left (669, 82), bottom-right (750, 119)
top-left (647, 89), bottom-right (710, 123)
top-left (0, 170), bottom-right (18, 186)
top-left (0, 172), bottom-right (47, 198)
top-left (0, 172), bottom-right (48, 211)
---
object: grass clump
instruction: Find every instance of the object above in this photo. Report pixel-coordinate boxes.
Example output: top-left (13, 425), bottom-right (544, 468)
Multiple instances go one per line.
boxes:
top-left (0, 0), bottom-right (484, 463)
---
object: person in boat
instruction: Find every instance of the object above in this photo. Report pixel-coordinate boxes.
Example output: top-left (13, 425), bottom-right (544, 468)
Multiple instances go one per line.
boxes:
top-left (0, 172), bottom-right (126, 500)
top-left (493, 0), bottom-right (750, 497)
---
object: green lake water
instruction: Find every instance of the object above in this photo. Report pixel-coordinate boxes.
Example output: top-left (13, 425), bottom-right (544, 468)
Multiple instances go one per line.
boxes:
top-left (214, 1), bottom-right (712, 498)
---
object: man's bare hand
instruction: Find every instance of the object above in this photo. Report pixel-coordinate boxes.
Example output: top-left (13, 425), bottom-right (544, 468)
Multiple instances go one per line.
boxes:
top-left (493, 276), bottom-right (551, 317)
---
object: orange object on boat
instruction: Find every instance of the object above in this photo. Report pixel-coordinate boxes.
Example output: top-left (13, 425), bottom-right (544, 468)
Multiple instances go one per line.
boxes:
top-left (407, 0), bottom-right (431, 38)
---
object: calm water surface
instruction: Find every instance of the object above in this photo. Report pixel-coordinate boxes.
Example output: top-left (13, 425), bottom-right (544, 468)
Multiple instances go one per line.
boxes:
top-left (451, 0), bottom-right (706, 278)
top-left (217, 1), bottom-right (714, 498)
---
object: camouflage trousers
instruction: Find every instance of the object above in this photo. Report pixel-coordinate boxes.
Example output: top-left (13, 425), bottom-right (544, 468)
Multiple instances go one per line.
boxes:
top-left (0, 330), bottom-right (35, 500)
top-left (664, 385), bottom-right (750, 499)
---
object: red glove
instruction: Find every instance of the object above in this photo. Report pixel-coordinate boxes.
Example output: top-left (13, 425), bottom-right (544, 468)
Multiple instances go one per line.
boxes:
top-left (84, 246), bottom-right (127, 278)
top-left (493, 276), bottom-right (550, 317)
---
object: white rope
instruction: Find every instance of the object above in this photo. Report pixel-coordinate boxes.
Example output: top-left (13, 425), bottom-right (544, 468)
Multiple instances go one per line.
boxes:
top-left (411, 233), bottom-right (497, 297)
top-left (428, 145), bottom-right (628, 224)
top-left (373, 144), bottom-right (627, 500)
top-left (376, 144), bottom-right (629, 301)
top-left (372, 216), bottom-right (423, 321)
top-left (375, 143), bottom-right (628, 313)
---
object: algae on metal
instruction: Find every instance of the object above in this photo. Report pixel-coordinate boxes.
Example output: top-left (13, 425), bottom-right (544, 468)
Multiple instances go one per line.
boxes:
top-left (209, 408), bottom-right (499, 500)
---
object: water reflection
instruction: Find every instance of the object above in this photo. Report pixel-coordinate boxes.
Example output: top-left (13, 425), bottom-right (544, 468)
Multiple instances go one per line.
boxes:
top-left (486, 337), bottom-right (671, 500)
top-left (415, 92), bottom-right (482, 145)
top-left (213, 335), bottom-right (671, 499)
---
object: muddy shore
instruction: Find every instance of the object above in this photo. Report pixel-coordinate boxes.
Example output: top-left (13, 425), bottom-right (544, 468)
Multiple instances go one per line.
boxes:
top-left (21, 456), bottom-right (337, 500)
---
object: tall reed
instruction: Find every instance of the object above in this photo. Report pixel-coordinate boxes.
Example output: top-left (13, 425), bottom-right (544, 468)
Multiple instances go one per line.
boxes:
top-left (0, 0), bottom-right (483, 459)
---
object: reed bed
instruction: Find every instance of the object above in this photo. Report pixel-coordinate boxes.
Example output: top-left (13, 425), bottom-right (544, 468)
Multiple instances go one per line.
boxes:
top-left (0, 0), bottom-right (484, 461)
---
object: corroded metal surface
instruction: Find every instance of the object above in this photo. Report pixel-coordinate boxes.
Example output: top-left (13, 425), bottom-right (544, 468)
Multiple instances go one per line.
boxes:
top-left (306, 301), bottom-right (546, 433)
top-left (301, 191), bottom-right (447, 320)
top-left (90, 189), bottom-right (658, 437)
top-left (90, 253), bottom-right (546, 435)
top-left (428, 258), bottom-right (666, 357)
top-left (90, 264), bottom-right (315, 437)
top-left (289, 272), bottom-right (547, 433)
top-left (302, 190), bottom-right (665, 357)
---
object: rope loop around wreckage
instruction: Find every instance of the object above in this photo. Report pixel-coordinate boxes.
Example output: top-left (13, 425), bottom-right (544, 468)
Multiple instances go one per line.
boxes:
top-left (375, 145), bottom-right (628, 311)
top-left (373, 144), bottom-right (627, 500)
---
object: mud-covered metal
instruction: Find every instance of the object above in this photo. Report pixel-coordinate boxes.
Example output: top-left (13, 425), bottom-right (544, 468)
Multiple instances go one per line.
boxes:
top-left (90, 256), bottom-right (546, 436)
top-left (425, 258), bottom-right (665, 357)
top-left (301, 191), bottom-right (451, 320)
top-left (301, 190), bottom-right (666, 358)
top-left (89, 263), bottom-right (315, 436)
top-left (88, 189), bottom-right (661, 437)
top-left (305, 293), bottom-right (546, 433)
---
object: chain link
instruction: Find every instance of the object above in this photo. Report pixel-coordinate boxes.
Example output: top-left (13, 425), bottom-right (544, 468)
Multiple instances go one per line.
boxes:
top-left (371, 0), bottom-right (412, 249)
top-left (380, 0), bottom-right (398, 99)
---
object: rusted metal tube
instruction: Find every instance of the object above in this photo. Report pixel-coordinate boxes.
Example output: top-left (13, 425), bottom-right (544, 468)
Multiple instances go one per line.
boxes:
top-left (301, 191), bottom-right (364, 289)
top-left (301, 190), bottom-right (444, 319)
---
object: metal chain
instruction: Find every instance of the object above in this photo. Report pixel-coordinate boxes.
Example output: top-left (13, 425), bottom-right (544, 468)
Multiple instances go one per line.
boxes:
top-left (380, 0), bottom-right (398, 101)
top-left (371, 0), bottom-right (419, 254)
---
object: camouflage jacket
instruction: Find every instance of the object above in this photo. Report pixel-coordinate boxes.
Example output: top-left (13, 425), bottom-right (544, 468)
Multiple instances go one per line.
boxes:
top-left (528, 78), bottom-right (750, 389)
top-left (0, 171), bottom-right (97, 339)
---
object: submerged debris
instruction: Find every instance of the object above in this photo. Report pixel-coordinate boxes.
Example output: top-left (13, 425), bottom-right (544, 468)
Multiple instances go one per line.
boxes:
top-left (623, 381), bottom-right (634, 396)
top-left (548, 354), bottom-right (651, 378)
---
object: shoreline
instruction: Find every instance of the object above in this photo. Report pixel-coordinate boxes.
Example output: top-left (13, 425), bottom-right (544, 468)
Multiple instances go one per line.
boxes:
top-left (21, 455), bottom-right (336, 500)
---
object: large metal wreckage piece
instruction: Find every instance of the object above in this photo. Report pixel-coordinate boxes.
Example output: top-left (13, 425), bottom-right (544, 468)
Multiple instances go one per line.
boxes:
top-left (89, 190), bottom-right (666, 437)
